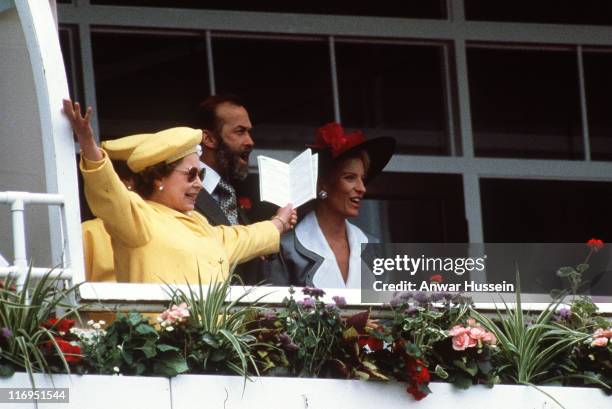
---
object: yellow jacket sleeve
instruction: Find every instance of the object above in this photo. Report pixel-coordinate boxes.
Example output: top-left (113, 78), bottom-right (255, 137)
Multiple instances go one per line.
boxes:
top-left (216, 221), bottom-right (280, 268)
top-left (80, 151), bottom-right (152, 248)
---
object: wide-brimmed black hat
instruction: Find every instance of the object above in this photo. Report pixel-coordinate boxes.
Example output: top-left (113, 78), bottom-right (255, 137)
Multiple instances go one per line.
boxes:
top-left (309, 122), bottom-right (396, 183)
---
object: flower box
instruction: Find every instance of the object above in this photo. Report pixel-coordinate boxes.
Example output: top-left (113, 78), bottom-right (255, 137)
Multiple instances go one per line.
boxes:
top-left (1, 372), bottom-right (610, 408)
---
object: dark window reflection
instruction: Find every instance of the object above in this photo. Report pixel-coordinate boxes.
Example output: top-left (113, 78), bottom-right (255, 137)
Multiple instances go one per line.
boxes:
top-left (465, 0), bottom-right (612, 26)
top-left (90, 0), bottom-right (447, 19)
top-left (468, 47), bottom-right (583, 159)
top-left (366, 173), bottom-right (467, 242)
top-left (481, 178), bottom-right (612, 243)
top-left (91, 31), bottom-right (209, 140)
top-left (213, 36), bottom-right (334, 149)
top-left (584, 51), bottom-right (612, 161)
top-left (336, 42), bottom-right (450, 155)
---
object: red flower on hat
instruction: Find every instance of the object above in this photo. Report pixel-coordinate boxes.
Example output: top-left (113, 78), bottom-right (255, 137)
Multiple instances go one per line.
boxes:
top-left (238, 196), bottom-right (252, 210)
top-left (586, 238), bottom-right (604, 252)
top-left (311, 122), bottom-right (365, 157)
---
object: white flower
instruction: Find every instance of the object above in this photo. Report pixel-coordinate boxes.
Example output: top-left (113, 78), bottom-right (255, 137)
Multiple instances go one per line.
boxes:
top-left (113, 366), bottom-right (120, 373)
top-left (87, 320), bottom-right (95, 326)
top-left (99, 320), bottom-right (106, 326)
top-left (165, 326), bottom-right (174, 332)
top-left (59, 331), bottom-right (66, 336)
top-left (92, 323), bottom-right (101, 330)
top-left (117, 344), bottom-right (123, 350)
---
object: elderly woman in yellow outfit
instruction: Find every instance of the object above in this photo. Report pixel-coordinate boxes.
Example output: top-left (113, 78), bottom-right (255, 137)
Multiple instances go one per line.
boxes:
top-left (63, 99), bottom-right (297, 284)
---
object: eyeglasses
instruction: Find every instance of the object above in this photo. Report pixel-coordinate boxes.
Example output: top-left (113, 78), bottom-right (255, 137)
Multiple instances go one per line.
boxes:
top-left (170, 165), bottom-right (205, 183)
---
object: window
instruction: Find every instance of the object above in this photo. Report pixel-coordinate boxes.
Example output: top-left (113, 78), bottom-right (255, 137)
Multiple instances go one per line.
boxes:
top-left (213, 35), bottom-right (333, 149)
top-left (465, 0), bottom-right (612, 26)
top-left (468, 46), bottom-right (583, 159)
top-left (583, 50), bottom-right (612, 160)
top-left (91, 31), bottom-right (210, 140)
top-left (336, 41), bottom-right (452, 155)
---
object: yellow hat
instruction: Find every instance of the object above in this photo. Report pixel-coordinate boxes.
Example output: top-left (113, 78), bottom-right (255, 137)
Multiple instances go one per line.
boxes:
top-left (127, 127), bottom-right (202, 173)
top-left (101, 133), bottom-right (150, 161)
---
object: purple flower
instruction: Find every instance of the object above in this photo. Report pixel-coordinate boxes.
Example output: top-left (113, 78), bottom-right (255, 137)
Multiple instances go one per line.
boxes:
top-left (413, 292), bottom-right (430, 304)
top-left (263, 310), bottom-right (277, 321)
top-left (297, 297), bottom-right (316, 309)
top-left (0, 327), bottom-right (11, 338)
top-left (332, 295), bottom-right (347, 306)
top-left (302, 287), bottom-right (326, 298)
top-left (279, 332), bottom-right (299, 351)
top-left (430, 292), bottom-right (445, 302)
top-left (557, 307), bottom-right (572, 319)
top-left (405, 305), bottom-right (418, 315)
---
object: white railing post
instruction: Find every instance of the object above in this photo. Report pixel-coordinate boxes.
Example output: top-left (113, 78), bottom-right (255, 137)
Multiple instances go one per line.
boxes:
top-left (10, 197), bottom-right (28, 286)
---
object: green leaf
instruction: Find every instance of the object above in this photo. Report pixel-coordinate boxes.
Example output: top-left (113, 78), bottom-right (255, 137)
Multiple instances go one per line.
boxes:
top-left (477, 359), bottom-right (493, 375)
top-left (453, 359), bottom-right (478, 377)
top-left (576, 263), bottom-right (589, 273)
top-left (556, 267), bottom-right (576, 278)
top-left (135, 324), bottom-right (158, 336)
top-left (0, 363), bottom-right (15, 377)
top-left (452, 374), bottom-right (473, 389)
top-left (201, 333), bottom-right (220, 348)
top-left (434, 364), bottom-right (449, 379)
top-left (157, 344), bottom-right (179, 352)
top-left (209, 349), bottom-right (227, 362)
top-left (153, 351), bottom-right (189, 377)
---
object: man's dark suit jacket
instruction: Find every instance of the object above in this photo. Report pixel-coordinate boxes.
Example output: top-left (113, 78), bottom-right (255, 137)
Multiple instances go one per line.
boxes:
top-left (194, 189), bottom-right (262, 284)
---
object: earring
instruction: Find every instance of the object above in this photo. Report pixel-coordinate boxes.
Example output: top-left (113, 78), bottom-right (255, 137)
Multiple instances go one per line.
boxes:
top-left (318, 190), bottom-right (328, 199)
top-left (159, 185), bottom-right (164, 191)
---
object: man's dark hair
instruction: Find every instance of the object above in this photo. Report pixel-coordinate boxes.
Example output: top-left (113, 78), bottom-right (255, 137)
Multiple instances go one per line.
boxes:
top-left (193, 94), bottom-right (245, 135)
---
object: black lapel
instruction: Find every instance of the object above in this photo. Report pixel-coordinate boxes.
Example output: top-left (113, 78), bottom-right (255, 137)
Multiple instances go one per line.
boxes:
top-left (195, 190), bottom-right (230, 226)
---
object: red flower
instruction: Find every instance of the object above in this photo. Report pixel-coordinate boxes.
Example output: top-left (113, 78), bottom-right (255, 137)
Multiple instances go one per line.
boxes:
top-left (406, 383), bottom-right (428, 401)
top-left (41, 318), bottom-right (76, 334)
top-left (430, 274), bottom-right (443, 283)
top-left (42, 337), bottom-right (82, 364)
top-left (311, 122), bottom-right (365, 158)
top-left (586, 238), bottom-right (604, 252)
top-left (238, 196), bottom-right (252, 210)
top-left (358, 335), bottom-right (383, 352)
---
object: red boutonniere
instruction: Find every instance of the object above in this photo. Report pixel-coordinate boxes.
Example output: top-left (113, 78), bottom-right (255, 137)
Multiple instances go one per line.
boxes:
top-left (310, 122), bottom-right (365, 157)
top-left (586, 238), bottom-right (604, 252)
top-left (238, 196), bottom-right (252, 210)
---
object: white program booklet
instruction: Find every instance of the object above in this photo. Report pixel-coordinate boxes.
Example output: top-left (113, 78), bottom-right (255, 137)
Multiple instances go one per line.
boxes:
top-left (258, 149), bottom-right (318, 208)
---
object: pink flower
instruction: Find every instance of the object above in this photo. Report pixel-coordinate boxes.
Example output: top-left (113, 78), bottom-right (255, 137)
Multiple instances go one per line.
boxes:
top-left (466, 318), bottom-right (477, 327)
top-left (158, 302), bottom-right (190, 326)
top-left (452, 333), bottom-right (471, 351)
top-left (593, 328), bottom-right (612, 339)
top-left (449, 325), bottom-right (469, 337)
top-left (482, 331), bottom-right (497, 346)
top-left (591, 337), bottom-right (609, 347)
top-left (469, 326), bottom-right (487, 340)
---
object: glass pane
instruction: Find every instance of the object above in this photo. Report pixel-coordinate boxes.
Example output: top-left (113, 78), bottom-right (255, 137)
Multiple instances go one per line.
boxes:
top-left (584, 51), bottom-right (612, 160)
top-left (465, 0), bottom-right (612, 26)
top-left (90, 0), bottom-right (447, 19)
top-left (481, 178), bottom-right (612, 243)
top-left (468, 47), bottom-right (583, 159)
top-left (336, 42), bottom-right (450, 155)
top-left (58, 25), bottom-right (84, 104)
top-left (91, 31), bottom-right (209, 140)
top-left (213, 36), bottom-right (334, 149)
top-left (366, 173), bottom-right (467, 242)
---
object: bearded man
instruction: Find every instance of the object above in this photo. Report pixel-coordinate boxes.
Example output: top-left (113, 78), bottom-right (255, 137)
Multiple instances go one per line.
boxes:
top-left (194, 94), bottom-right (262, 283)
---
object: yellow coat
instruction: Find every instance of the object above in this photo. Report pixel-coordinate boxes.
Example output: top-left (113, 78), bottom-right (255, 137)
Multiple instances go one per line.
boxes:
top-left (80, 152), bottom-right (279, 284)
top-left (82, 218), bottom-right (116, 282)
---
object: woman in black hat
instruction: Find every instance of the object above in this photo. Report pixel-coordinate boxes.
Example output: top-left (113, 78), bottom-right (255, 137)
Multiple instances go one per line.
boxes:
top-left (264, 122), bottom-right (395, 289)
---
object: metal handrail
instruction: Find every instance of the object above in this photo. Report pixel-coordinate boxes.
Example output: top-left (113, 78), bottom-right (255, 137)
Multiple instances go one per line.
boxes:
top-left (0, 191), bottom-right (72, 283)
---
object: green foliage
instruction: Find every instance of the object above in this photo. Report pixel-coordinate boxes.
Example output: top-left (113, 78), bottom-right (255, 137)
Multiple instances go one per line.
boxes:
top-left (0, 268), bottom-right (81, 386)
top-left (161, 274), bottom-right (264, 378)
top-left (79, 312), bottom-right (187, 377)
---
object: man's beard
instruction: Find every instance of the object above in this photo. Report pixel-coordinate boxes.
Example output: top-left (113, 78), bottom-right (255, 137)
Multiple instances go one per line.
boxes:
top-left (216, 139), bottom-right (251, 182)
